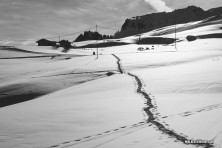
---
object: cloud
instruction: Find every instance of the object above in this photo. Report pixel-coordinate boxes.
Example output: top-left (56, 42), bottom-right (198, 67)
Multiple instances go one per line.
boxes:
top-left (164, 0), bottom-right (222, 10)
top-left (144, 0), bottom-right (172, 12)
top-left (53, 8), bottom-right (88, 18)
top-left (22, 40), bottom-right (37, 46)
top-left (0, 40), bottom-right (13, 45)
top-left (0, 39), bottom-right (36, 46)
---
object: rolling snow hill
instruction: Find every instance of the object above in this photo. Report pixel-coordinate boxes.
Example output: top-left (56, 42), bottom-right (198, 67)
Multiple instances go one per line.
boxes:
top-left (0, 17), bottom-right (222, 148)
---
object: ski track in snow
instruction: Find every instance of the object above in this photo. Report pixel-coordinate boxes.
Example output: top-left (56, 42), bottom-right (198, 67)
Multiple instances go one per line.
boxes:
top-left (112, 54), bottom-right (214, 148)
top-left (46, 121), bottom-right (149, 148)
top-left (162, 102), bottom-right (222, 119)
top-left (46, 53), bottom-right (215, 148)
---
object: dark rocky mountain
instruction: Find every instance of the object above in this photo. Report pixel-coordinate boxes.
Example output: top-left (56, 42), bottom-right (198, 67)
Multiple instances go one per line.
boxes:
top-left (208, 7), bottom-right (222, 14)
top-left (114, 6), bottom-right (222, 38)
top-left (75, 31), bottom-right (113, 42)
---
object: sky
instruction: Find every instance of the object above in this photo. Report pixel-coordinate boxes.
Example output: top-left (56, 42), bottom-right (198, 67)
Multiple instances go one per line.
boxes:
top-left (0, 0), bottom-right (222, 45)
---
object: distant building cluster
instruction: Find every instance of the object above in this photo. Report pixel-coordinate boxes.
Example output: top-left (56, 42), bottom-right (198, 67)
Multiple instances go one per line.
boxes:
top-left (36, 31), bottom-right (113, 49)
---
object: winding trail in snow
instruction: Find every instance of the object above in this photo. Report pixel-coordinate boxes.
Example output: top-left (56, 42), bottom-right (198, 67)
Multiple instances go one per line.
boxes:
top-left (111, 54), bottom-right (124, 74)
top-left (112, 54), bottom-right (214, 148)
top-left (46, 54), bottom-right (214, 148)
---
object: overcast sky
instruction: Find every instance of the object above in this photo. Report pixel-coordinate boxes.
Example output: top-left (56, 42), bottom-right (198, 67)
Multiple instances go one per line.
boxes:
top-left (0, 0), bottom-right (222, 45)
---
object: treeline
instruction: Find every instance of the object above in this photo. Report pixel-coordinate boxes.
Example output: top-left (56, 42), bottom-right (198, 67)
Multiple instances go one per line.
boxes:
top-left (75, 31), bottom-right (113, 42)
top-left (36, 31), bottom-right (114, 52)
top-left (36, 31), bottom-right (113, 46)
top-left (115, 6), bottom-right (222, 38)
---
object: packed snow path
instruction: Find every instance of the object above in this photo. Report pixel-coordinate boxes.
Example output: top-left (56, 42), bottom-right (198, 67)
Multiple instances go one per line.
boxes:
top-left (112, 54), bottom-right (214, 148)
top-left (111, 54), bottom-right (124, 74)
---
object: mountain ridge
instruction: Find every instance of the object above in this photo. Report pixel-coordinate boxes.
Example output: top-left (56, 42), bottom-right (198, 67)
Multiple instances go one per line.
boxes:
top-left (114, 6), bottom-right (222, 38)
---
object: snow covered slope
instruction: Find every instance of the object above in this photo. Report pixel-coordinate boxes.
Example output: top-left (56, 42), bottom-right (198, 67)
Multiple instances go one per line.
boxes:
top-left (0, 18), bottom-right (222, 148)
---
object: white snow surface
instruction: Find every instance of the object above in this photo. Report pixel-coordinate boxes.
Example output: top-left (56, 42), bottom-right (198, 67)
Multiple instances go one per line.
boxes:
top-left (0, 19), bottom-right (222, 148)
